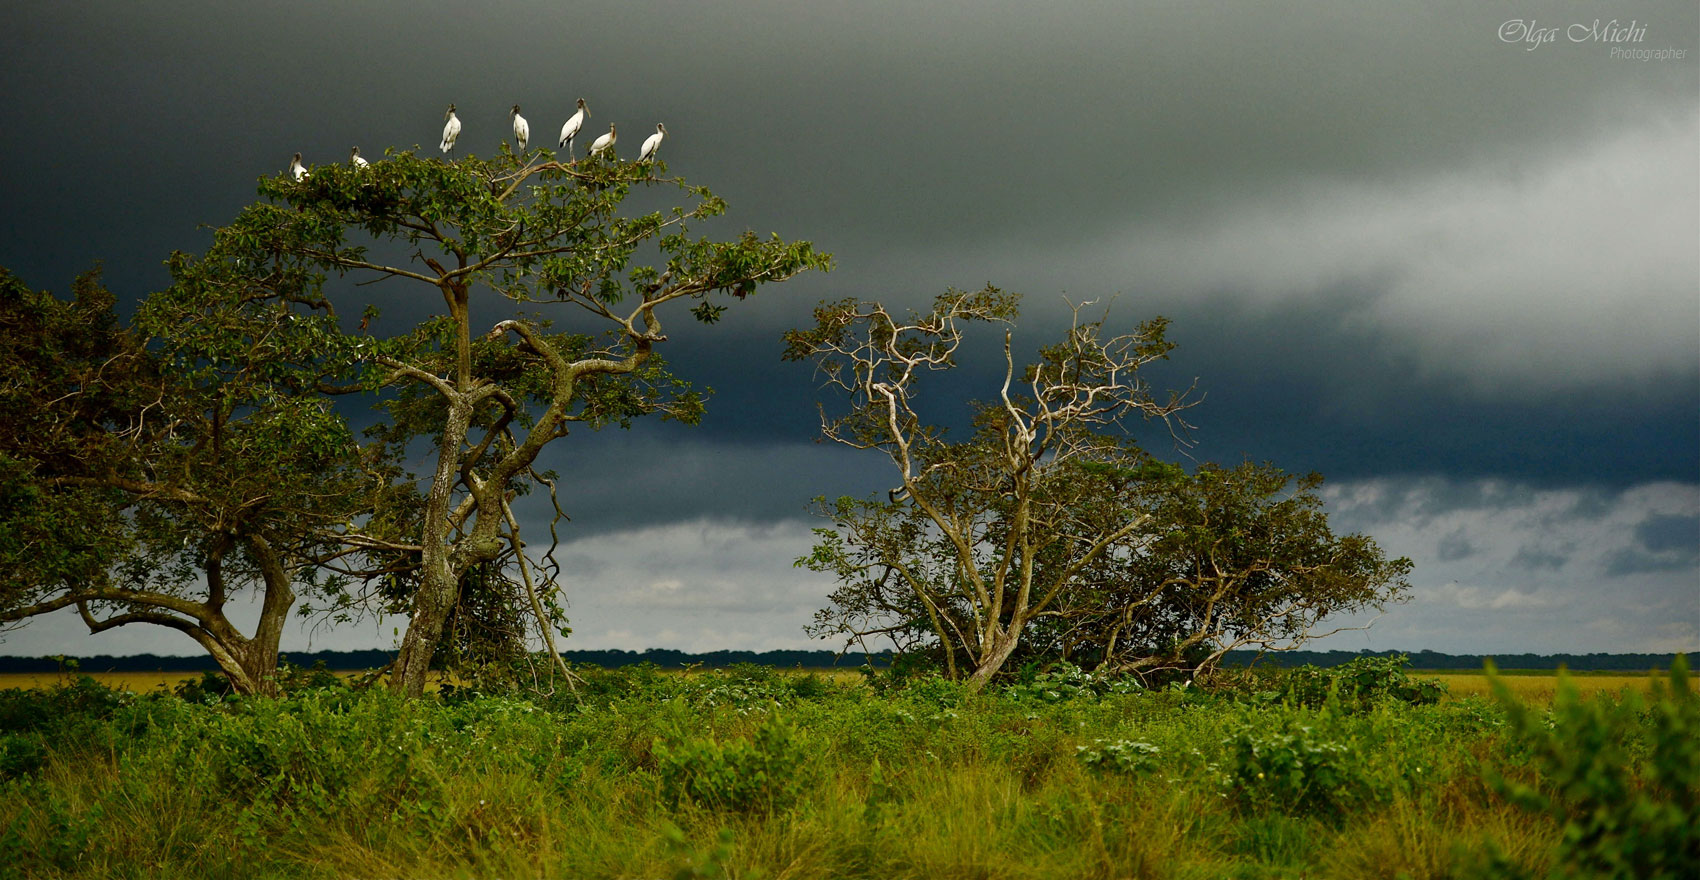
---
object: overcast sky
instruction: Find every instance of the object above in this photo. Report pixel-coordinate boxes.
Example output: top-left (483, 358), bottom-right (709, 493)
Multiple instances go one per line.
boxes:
top-left (1, 1), bottom-right (1695, 659)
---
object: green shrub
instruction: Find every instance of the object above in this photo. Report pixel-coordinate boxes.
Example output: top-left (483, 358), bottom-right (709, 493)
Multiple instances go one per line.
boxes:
top-left (0, 732), bottom-right (46, 779)
top-left (1221, 718), bottom-right (1369, 817)
top-left (1006, 661), bottom-right (1143, 704)
top-left (1076, 738), bottom-right (1162, 776)
top-left (173, 670), bottom-right (236, 703)
top-left (1484, 655), bottom-right (1698, 878)
top-left (654, 711), bottom-right (808, 813)
top-left (0, 675), bottom-right (132, 731)
top-left (277, 659), bottom-right (348, 693)
top-left (901, 673), bottom-right (970, 709)
top-left (1254, 655), bottom-right (1446, 711)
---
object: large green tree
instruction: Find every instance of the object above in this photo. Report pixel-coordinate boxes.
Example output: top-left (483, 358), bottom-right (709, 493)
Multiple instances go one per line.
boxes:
top-left (1018, 459), bottom-right (1414, 679)
top-left (0, 262), bottom-right (377, 695)
top-left (209, 146), bottom-right (829, 696)
top-left (787, 290), bottom-right (1410, 688)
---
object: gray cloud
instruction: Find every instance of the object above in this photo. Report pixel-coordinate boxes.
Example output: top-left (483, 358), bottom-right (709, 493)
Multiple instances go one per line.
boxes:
top-left (1603, 512), bottom-right (1700, 575)
top-left (1436, 529), bottom-right (1478, 562)
top-left (1325, 477), bottom-right (1698, 653)
top-left (1636, 513), bottom-right (1700, 554)
top-left (1510, 544), bottom-right (1572, 572)
top-left (0, 1), bottom-right (1694, 657)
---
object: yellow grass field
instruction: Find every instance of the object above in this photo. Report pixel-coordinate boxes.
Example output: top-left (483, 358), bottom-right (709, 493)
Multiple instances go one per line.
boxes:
top-left (1425, 670), bottom-right (1661, 702)
top-left (0, 670), bottom-right (377, 692)
top-left (0, 671), bottom-right (230, 692)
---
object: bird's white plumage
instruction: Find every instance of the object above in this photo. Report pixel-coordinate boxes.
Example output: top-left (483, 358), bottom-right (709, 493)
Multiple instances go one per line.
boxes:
top-left (638, 123), bottom-right (666, 162)
top-left (558, 98), bottom-right (587, 150)
top-left (589, 123), bottom-right (617, 157)
top-left (510, 104), bottom-right (529, 151)
top-left (290, 152), bottom-right (309, 181)
top-left (440, 104), bottom-right (461, 154)
top-left (350, 147), bottom-right (369, 168)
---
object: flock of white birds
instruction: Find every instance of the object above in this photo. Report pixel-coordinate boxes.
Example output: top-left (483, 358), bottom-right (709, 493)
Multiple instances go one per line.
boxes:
top-left (288, 100), bottom-right (666, 181)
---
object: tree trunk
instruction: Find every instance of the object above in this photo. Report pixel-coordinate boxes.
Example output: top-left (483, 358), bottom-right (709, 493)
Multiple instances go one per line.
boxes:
top-left (198, 544), bottom-right (296, 697)
top-left (965, 627), bottom-right (1023, 692)
top-left (390, 390), bottom-right (475, 697)
top-left (391, 558), bottom-right (457, 697)
top-left (204, 635), bottom-right (286, 697)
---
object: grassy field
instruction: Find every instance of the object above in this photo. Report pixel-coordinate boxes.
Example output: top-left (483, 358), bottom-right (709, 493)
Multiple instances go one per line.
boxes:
top-left (0, 670), bottom-right (213, 692)
top-left (0, 658), bottom-right (1692, 879)
top-left (1430, 671), bottom-right (1658, 701)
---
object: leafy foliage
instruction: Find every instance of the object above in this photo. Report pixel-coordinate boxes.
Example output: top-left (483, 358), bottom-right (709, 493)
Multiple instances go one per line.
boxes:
top-left (1483, 655), bottom-right (1698, 878)
top-left (1006, 661), bottom-right (1145, 703)
top-left (1246, 654), bottom-right (1449, 711)
top-left (0, 667), bottom-right (1691, 876)
top-left (1221, 719), bottom-right (1370, 817)
top-left (791, 293), bottom-right (1410, 688)
top-left (1075, 738), bottom-right (1163, 776)
top-left (213, 147), bottom-right (828, 695)
top-left (655, 712), bottom-right (809, 814)
top-left (0, 262), bottom-right (372, 694)
top-left (0, 269), bottom-right (149, 608)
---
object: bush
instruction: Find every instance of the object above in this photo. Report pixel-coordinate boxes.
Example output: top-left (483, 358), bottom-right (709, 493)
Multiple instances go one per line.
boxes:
top-left (1221, 718), bottom-right (1369, 817)
top-left (1483, 655), bottom-right (1698, 878)
top-left (0, 733), bottom-right (46, 779)
top-left (654, 711), bottom-right (808, 813)
top-left (1076, 738), bottom-right (1162, 776)
top-left (1254, 655), bottom-right (1446, 710)
top-left (1006, 661), bottom-right (1143, 704)
top-left (278, 660), bottom-right (348, 693)
top-left (0, 675), bottom-right (132, 732)
top-left (174, 671), bottom-right (237, 703)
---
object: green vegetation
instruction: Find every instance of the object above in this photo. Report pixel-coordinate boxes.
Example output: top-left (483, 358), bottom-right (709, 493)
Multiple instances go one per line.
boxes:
top-left (783, 290), bottom-right (1411, 689)
top-left (1, 656), bottom-right (1691, 878)
top-left (0, 147), bottom-right (828, 697)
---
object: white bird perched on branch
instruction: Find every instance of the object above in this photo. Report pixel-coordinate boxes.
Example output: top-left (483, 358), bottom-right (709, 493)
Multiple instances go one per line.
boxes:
top-left (350, 146), bottom-right (369, 168)
top-left (637, 123), bottom-right (667, 163)
top-left (588, 123), bottom-right (616, 158)
top-left (290, 152), bottom-right (309, 181)
top-left (558, 98), bottom-right (587, 154)
top-left (510, 104), bottom-right (529, 151)
top-left (440, 104), bottom-right (461, 155)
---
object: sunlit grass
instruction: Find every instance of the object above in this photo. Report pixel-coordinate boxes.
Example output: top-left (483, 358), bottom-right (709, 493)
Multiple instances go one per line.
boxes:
top-left (1434, 672), bottom-right (1657, 701)
top-left (0, 661), bottom-right (1689, 878)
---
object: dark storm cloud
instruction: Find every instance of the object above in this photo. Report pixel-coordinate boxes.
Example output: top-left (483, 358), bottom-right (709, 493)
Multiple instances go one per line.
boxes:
top-left (505, 430), bottom-right (894, 539)
top-left (1603, 512), bottom-right (1700, 575)
top-left (2, 1), bottom-right (1692, 484)
top-left (1636, 513), bottom-right (1700, 554)
top-left (0, 1), bottom-right (1694, 656)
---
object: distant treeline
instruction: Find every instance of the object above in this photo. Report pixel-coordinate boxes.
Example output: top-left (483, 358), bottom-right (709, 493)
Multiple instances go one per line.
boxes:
top-left (0, 647), bottom-right (1685, 675)
top-left (1217, 649), bottom-right (1684, 672)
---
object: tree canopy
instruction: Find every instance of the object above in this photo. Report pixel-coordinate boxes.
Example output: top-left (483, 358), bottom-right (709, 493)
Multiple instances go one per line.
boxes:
top-left (1, 144), bottom-right (829, 696)
top-left (787, 290), bottom-right (1410, 687)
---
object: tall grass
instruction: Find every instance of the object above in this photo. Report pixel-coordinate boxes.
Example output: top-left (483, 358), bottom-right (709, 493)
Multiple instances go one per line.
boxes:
top-left (0, 659), bottom-right (1690, 878)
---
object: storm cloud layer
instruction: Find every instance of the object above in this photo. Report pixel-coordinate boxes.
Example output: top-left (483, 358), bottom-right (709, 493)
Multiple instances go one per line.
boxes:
top-left (0, 1), bottom-right (1694, 656)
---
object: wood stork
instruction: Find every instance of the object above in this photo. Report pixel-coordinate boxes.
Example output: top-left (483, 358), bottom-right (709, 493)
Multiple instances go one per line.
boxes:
top-left (440, 104), bottom-right (461, 155)
top-left (637, 123), bottom-right (667, 163)
top-left (510, 104), bottom-right (529, 151)
top-left (588, 123), bottom-right (616, 158)
top-left (290, 152), bottom-right (309, 181)
top-left (350, 146), bottom-right (370, 168)
top-left (558, 98), bottom-right (587, 154)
